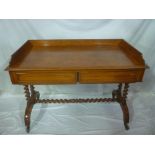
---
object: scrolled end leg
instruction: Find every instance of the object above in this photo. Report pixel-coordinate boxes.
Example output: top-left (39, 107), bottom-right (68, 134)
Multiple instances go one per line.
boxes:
top-left (24, 85), bottom-right (37, 133)
top-left (25, 114), bottom-right (30, 133)
top-left (114, 83), bottom-right (130, 130)
top-left (121, 83), bottom-right (130, 130)
top-left (24, 103), bottom-right (33, 133)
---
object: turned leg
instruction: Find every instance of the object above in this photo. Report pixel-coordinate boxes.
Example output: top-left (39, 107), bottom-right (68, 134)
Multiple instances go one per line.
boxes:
top-left (112, 83), bottom-right (130, 130)
top-left (24, 85), bottom-right (38, 133)
top-left (112, 83), bottom-right (122, 101)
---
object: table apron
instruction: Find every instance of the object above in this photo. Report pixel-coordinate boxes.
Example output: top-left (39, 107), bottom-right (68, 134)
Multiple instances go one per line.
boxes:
top-left (79, 70), bottom-right (144, 83)
top-left (9, 69), bottom-right (144, 84)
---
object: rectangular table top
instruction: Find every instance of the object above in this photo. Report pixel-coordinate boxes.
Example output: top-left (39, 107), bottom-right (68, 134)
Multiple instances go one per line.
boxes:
top-left (8, 39), bottom-right (145, 71)
top-left (7, 39), bottom-right (147, 84)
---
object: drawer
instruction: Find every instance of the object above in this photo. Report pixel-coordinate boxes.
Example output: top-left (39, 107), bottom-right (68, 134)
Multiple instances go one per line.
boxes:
top-left (10, 71), bottom-right (77, 84)
top-left (79, 70), bottom-right (143, 83)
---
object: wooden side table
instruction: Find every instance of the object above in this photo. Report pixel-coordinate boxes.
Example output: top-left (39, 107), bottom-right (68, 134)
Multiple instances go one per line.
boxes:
top-left (6, 39), bottom-right (147, 133)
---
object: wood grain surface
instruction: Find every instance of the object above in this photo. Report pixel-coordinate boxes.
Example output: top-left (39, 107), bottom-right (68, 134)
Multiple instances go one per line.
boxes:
top-left (7, 39), bottom-right (146, 84)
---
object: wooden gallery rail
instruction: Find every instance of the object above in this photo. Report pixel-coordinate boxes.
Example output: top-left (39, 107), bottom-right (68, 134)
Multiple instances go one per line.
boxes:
top-left (6, 39), bottom-right (147, 133)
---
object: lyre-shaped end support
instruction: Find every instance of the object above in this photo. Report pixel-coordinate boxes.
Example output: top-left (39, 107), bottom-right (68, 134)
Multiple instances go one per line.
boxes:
top-left (24, 85), bottom-right (39, 133)
top-left (112, 83), bottom-right (130, 130)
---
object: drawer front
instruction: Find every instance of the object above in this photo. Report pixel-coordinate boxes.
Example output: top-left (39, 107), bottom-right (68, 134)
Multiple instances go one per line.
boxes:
top-left (10, 71), bottom-right (77, 84)
top-left (79, 70), bottom-right (144, 83)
